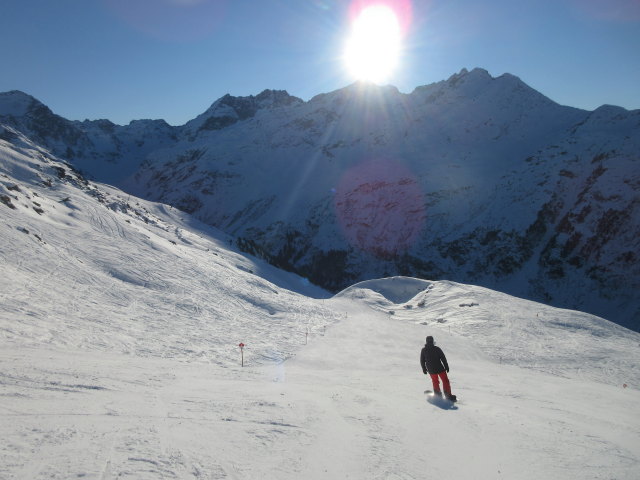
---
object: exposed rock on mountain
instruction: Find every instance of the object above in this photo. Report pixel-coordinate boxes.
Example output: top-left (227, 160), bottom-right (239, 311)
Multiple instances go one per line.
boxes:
top-left (1, 69), bottom-right (638, 329)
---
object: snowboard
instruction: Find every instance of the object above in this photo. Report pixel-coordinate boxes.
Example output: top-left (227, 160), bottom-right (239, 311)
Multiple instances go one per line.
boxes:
top-left (424, 390), bottom-right (458, 403)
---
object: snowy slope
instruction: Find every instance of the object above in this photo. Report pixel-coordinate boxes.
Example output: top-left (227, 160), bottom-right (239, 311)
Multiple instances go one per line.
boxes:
top-left (1, 126), bottom-right (639, 479)
top-left (0, 125), bottom-right (337, 363)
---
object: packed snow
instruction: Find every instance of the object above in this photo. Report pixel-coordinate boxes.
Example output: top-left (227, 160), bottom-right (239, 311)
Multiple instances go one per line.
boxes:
top-left (1, 127), bottom-right (639, 479)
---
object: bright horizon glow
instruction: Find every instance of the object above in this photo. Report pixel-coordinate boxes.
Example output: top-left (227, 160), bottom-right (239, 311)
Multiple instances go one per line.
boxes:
top-left (343, 5), bottom-right (402, 84)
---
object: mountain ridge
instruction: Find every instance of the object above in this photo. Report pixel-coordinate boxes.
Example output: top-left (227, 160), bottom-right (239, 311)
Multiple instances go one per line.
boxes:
top-left (1, 68), bottom-right (638, 329)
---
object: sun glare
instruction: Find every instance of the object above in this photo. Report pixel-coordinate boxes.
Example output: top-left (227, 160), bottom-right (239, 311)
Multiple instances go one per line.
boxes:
top-left (344, 5), bottom-right (402, 84)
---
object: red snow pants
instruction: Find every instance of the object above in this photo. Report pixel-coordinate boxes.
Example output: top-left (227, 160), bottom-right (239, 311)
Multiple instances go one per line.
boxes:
top-left (430, 372), bottom-right (451, 395)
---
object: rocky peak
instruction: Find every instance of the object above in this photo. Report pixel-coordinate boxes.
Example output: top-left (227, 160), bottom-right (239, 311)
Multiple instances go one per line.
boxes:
top-left (446, 67), bottom-right (491, 84)
top-left (309, 81), bottom-right (401, 105)
top-left (184, 89), bottom-right (301, 136)
top-left (0, 90), bottom-right (82, 147)
top-left (0, 90), bottom-right (49, 118)
top-left (254, 89), bottom-right (302, 108)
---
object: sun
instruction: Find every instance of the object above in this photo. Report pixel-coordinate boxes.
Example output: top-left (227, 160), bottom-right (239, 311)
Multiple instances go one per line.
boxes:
top-left (343, 5), bottom-right (402, 84)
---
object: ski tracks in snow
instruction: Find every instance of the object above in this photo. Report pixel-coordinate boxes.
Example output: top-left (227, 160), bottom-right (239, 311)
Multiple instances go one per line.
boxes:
top-left (1, 285), bottom-right (639, 478)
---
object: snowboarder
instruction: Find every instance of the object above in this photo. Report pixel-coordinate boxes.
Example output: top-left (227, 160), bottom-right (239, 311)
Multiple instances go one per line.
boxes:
top-left (420, 336), bottom-right (456, 402)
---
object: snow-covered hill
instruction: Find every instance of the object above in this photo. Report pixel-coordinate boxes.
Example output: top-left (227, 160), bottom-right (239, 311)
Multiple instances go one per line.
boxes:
top-left (1, 68), bottom-right (638, 329)
top-left (1, 124), bottom-right (639, 479)
top-left (0, 125), bottom-right (336, 362)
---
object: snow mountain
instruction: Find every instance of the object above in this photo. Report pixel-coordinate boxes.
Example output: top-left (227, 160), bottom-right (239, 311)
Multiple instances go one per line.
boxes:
top-left (0, 124), bottom-right (335, 362)
top-left (1, 125), bottom-right (639, 479)
top-left (1, 68), bottom-right (638, 329)
top-left (0, 90), bottom-right (178, 186)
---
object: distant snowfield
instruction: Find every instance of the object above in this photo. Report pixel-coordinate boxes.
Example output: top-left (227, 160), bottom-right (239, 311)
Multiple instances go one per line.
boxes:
top-left (1, 130), bottom-right (639, 479)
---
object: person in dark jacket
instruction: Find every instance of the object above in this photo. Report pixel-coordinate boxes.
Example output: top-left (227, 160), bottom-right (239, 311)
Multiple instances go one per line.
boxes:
top-left (420, 336), bottom-right (456, 401)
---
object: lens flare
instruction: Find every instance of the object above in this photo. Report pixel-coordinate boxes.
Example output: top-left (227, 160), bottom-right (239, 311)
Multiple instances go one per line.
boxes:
top-left (334, 159), bottom-right (425, 258)
top-left (570, 0), bottom-right (640, 22)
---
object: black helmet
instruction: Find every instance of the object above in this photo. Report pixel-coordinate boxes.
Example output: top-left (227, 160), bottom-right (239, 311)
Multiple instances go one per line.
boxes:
top-left (426, 336), bottom-right (434, 345)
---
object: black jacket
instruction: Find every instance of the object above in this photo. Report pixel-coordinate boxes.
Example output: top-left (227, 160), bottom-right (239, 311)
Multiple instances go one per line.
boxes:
top-left (420, 344), bottom-right (449, 374)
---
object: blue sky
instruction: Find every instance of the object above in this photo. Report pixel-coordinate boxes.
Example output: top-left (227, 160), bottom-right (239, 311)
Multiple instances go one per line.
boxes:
top-left (1, 0), bottom-right (638, 125)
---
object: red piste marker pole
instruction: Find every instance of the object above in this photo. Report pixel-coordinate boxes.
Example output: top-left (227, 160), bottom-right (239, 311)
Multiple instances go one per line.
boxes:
top-left (239, 343), bottom-right (245, 367)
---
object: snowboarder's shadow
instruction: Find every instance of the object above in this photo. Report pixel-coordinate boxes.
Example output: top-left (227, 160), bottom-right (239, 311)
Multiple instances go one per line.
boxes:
top-left (426, 394), bottom-right (458, 410)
